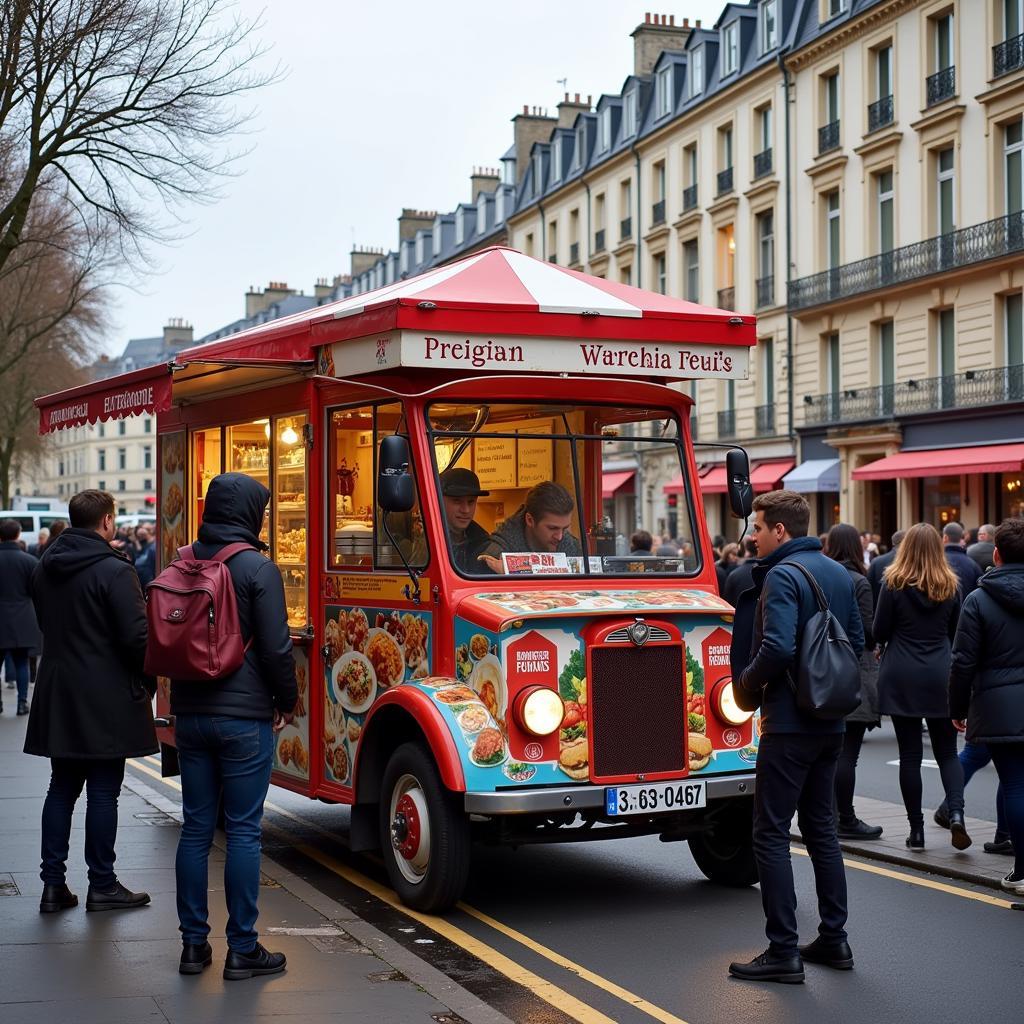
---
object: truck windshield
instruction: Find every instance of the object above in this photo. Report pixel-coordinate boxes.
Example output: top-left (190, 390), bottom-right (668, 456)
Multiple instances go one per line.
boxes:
top-left (426, 401), bottom-right (701, 579)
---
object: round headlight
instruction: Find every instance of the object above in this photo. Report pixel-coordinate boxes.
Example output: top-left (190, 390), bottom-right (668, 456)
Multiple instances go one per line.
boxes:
top-left (714, 679), bottom-right (753, 726)
top-left (514, 686), bottom-right (565, 737)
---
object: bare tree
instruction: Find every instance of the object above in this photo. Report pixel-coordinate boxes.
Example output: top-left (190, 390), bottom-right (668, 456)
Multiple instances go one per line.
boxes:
top-left (0, 0), bottom-right (276, 275)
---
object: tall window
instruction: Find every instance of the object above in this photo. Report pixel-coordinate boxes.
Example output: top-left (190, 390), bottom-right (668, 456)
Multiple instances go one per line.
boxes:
top-left (938, 308), bottom-right (956, 376)
top-left (878, 320), bottom-right (895, 413)
top-left (98, 449), bottom-right (106, 472)
top-left (720, 125), bottom-right (733, 171)
top-left (118, 421), bottom-right (126, 436)
top-left (759, 106), bottom-right (773, 153)
top-left (1007, 293), bottom-right (1023, 365)
top-left (433, 217), bottom-right (444, 255)
top-left (722, 22), bottom-right (739, 76)
top-left (937, 146), bottom-right (955, 233)
top-left (762, 336), bottom-right (775, 404)
top-left (654, 161), bottom-right (666, 201)
top-left (548, 220), bottom-right (557, 262)
top-left (757, 209), bottom-right (775, 302)
top-left (828, 0), bottom-right (846, 16)
top-left (935, 11), bottom-right (954, 71)
top-left (826, 190), bottom-right (841, 269)
top-left (826, 332), bottom-right (841, 396)
top-left (689, 47), bottom-right (704, 97)
top-left (760, 0), bottom-right (778, 52)
top-left (598, 107), bottom-right (611, 152)
top-left (574, 124), bottom-right (585, 168)
top-left (117, 447), bottom-right (127, 470)
top-left (1006, 0), bottom-right (1023, 40)
top-left (143, 446), bottom-right (152, 470)
top-left (623, 90), bottom-right (637, 138)
top-left (877, 170), bottom-right (894, 253)
top-left (532, 152), bottom-right (543, 195)
top-left (654, 253), bottom-right (667, 294)
top-left (683, 239), bottom-right (699, 301)
top-left (824, 71), bottom-right (840, 125)
top-left (144, 417), bottom-right (152, 434)
top-left (551, 137), bottom-right (562, 184)
top-left (620, 178), bottom-right (632, 234)
top-left (656, 66), bottom-right (673, 117)
top-left (1006, 117), bottom-right (1023, 214)
top-left (685, 143), bottom-right (698, 187)
top-left (876, 43), bottom-right (893, 100)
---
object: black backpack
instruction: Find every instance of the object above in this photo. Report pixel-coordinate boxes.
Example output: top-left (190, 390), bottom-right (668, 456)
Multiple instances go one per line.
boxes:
top-left (776, 560), bottom-right (861, 720)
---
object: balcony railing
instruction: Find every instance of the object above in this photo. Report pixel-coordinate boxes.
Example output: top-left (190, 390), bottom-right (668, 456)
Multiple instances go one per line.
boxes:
top-left (652, 199), bottom-right (666, 225)
top-left (569, 241), bottom-right (580, 265)
top-left (818, 119), bottom-right (840, 154)
top-left (716, 167), bottom-right (734, 196)
top-left (753, 147), bottom-right (773, 179)
top-left (788, 211), bottom-right (1024, 311)
top-left (867, 94), bottom-right (894, 133)
top-left (620, 216), bottom-right (632, 240)
top-left (994, 34), bottom-right (1024, 77)
top-left (755, 404), bottom-right (776, 436)
top-left (717, 286), bottom-right (735, 309)
top-left (683, 184), bottom-right (698, 211)
top-left (756, 274), bottom-right (775, 308)
top-left (802, 365), bottom-right (1024, 426)
top-left (717, 408), bottom-right (736, 438)
top-left (594, 228), bottom-right (606, 252)
top-left (926, 65), bottom-right (956, 106)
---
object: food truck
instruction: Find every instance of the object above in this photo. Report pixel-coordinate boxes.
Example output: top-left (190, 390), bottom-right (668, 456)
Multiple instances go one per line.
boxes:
top-left (36, 247), bottom-right (760, 911)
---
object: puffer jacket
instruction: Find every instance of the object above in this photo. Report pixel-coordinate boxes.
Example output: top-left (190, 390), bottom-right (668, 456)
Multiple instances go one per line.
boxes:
top-left (949, 563), bottom-right (1024, 743)
top-left (169, 473), bottom-right (297, 720)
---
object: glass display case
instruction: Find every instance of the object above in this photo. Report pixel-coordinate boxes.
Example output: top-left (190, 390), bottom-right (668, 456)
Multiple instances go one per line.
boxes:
top-left (227, 421), bottom-right (271, 547)
top-left (274, 414), bottom-right (308, 629)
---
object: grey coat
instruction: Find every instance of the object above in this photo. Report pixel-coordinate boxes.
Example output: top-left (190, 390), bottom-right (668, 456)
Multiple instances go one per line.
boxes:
top-left (0, 542), bottom-right (42, 650)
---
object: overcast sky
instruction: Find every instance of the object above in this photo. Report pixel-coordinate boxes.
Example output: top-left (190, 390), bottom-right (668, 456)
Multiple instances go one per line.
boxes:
top-left (107, 0), bottom-right (727, 353)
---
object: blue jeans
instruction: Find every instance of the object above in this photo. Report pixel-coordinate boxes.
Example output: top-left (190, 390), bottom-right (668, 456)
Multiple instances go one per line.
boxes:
top-left (2, 648), bottom-right (29, 703)
top-left (989, 745), bottom-right (1024, 877)
top-left (938, 740), bottom-right (1008, 840)
top-left (174, 714), bottom-right (273, 952)
top-left (40, 758), bottom-right (126, 888)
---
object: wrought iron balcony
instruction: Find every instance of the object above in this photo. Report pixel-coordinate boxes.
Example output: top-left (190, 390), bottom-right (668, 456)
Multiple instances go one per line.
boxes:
top-left (756, 274), bottom-right (775, 308)
top-left (620, 216), bottom-right (632, 240)
top-left (717, 286), bottom-right (735, 309)
top-left (652, 199), bottom-right (666, 226)
top-left (818, 119), bottom-right (840, 154)
top-left (867, 94), bottom-right (893, 133)
top-left (717, 408), bottom-right (737, 438)
top-left (994, 34), bottom-right (1024, 77)
top-left (716, 167), bottom-right (734, 196)
top-left (683, 184), bottom-right (698, 211)
top-left (594, 228), bottom-right (606, 252)
top-left (788, 211), bottom-right (1024, 311)
top-left (569, 241), bottom-right (580, 265)
top-left (926, 65), bottom-right (956, 106)
top-left (753, 147), bottom-right (773, 179)
top-left (755, 404), bottom-right (776, 436)
top-left (802, 365), bottom-right (1024, 426)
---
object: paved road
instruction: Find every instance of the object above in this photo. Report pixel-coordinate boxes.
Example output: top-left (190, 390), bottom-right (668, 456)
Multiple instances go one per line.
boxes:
top-left (127, 755), bottom-right (1024, 1024)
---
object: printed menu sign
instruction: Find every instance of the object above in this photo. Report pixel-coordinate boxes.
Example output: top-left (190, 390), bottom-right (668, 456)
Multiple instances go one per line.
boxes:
top-left (501, 552), bottom-right (570, 575)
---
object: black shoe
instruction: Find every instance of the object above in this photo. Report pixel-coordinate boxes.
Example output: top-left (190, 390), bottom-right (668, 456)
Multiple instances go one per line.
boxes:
top-left (933, 806), bottom-right (950, 830)
top-left (85, 881), bottom-right (151, 912)
top-left (728, 949), bottom-right (804, 984)
top-left (179, 941), bottom-right (214, 975)
top-left (983, 839), bottom-right (1015, 855)
top-left (906, 826), bottom-right (925, 849)
top-left (17, 700), bottom-right (28, 716)
top-left (837, 818), bottom-right (883, 840)
top-left (799, 937), bottom-right (855, 970)
top-left (39, 883), bottom-right (78, 913)
top-left (949, 811), bottom-right (973, 851)
top-left (223, 942), bottom-right (287, 981)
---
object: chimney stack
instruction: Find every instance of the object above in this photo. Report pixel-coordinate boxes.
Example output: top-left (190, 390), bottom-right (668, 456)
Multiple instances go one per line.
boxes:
top-left (511, 105), bottom-right (558, 187)
top-left (349, 246), bottom-right (384, 278)
top-left (469, 166), bottom-right (501, 202)
top-left (630, 12), bottom-right (692, 77)
top-left (313, 277), bottom-right (333, 299)
top-left (557, 92), bottom-right (593, 128)
top-left (397, 208), bottom-right (436, 242)
top-left (162, 318), bottom-right (193, 348)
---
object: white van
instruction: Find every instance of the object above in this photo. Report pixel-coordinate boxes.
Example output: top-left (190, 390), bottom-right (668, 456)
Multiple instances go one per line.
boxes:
top-left (0, 510), bottom-right (68, 549)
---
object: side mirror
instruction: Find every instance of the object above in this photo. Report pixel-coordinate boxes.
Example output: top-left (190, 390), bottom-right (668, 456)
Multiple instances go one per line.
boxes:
top-left (377, 434), bottom-right (415, 513)
top-left (726, 448), bottom-right (753, 520)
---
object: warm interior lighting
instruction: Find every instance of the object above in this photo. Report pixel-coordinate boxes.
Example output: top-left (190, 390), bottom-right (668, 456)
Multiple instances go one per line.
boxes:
top-left (727, 235), bottom-right (736, 254)
top-left (280, 425), bottom-right (299, 445)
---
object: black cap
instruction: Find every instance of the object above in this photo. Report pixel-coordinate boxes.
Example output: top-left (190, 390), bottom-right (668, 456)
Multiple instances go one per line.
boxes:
top-left (440, 468), bottom-right (489, 497)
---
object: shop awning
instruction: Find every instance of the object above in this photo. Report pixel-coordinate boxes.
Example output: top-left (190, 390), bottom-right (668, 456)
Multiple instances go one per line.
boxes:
top-left (750, 460), bottom-right (795, 491)
top-left (852, 443), bottom-right (1024, 480)
top-left (700, 466), bottom-right (729, 494)
top-left (36, 363), bottom-right (174, 434)
top-left (782, 458), bottom-right (840, 493)
top-left (602, 470), bottom-right (635, 499)
top-left (663, 474), bottom-right (684, 495)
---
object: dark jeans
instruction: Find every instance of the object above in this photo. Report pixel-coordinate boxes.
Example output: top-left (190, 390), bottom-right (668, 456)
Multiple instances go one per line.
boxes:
top-left (175, 714), bottom-right (273, 952)
top-left (1, 648), bottom-right (29, 703)
top-left (753, 732), bottom-right (848, 957)
top-left (989, 745), bottom-right (1024, 877)
top-left (40, 758), bottom-right (126, 888)
top-left (891, 716), bottom-right (964, 824)
top-left (937, 741), bottom-right (1008, 840)
top-left (834, 721), bottom-right (868, 823)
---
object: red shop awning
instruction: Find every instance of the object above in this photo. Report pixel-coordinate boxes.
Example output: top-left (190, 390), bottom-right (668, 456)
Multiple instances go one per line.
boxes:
top-left (36, 363), bottom-right (173, 434)
top-left (852, 443), bottom-right (1024, 480)
top-left (663, 473), bottom-right (684, 495)
top-left (750, 460), bottom-right (796, 492)
top-left (602, 470), bottom-right (635, 499)
top-left (700, 466), bottom-right (729, 494)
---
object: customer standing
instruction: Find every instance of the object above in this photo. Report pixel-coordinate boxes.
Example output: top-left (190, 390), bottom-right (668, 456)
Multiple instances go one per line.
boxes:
top-left (943, 522), bottom-right (981, 596)
top-left (874, 523), bottom-right (968, 850)
top-left (24, 490), bottom-right (155, 913)
top-left (729, 491), bottom-right (863, 983)
top-left (949, 518), bottom-right (1024, 893)
top-left (171, 473), bottom-right (298, 980)
top-left (966, 524), bottom-right (997, 574)
top-left (826, 523), bottom-right (883, 840)
top-left (867, 530), bottom-right (904, 605)
top-left (0, 519), bottom-right (42, 716)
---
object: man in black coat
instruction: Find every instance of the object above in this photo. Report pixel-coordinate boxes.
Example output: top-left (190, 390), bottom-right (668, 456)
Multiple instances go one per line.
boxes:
top-left (966, 524), bottom-right (996, 574)
top-left (943, 522), bottom-right (981, 596)
top-left (0, 518), bottom-right (42, 715)
top-left (867, 529), bottom-right (904, 605)
top-left (728, 491), bottom-right (863, 984)
top-left (171, 473), bottom-right (297, 980)
top-left (25, 489), bottom-right (156, 915)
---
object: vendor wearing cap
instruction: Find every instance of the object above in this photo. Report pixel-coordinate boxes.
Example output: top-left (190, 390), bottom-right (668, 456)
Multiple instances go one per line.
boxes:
top-left (440, 468), bottom-right (491, 573)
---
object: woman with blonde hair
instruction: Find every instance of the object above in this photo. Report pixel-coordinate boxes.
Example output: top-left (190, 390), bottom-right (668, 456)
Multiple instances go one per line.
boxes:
top-left (874, 523), bottom-right (968, 851)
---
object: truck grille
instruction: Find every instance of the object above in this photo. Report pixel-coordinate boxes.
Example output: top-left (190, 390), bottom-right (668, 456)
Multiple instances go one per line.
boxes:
top-left (590, 644), bottom-right (686, 779)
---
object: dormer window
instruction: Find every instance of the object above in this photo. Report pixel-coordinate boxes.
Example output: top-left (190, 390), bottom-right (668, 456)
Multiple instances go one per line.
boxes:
top-left (623, 90), bottom-right (637, 137)
top-left (476, 201), bottom-right (487, 236)
top-left (760, 0), bottom-right (778, 52)
top-left (722, 22), bottom-right (739, 76)
top-left (495, 188), bottom-right (506, 222)
top-left (455, 208), bottom-right (466, 246)
top-left (399, 246), bottom-right (409, 273)
top-left (574, 124), bottom-right (585, 168)
top-left (433, 217), bottom-right (443, 255)
top-left (689, 47), bottom-right (704, 97)
top-left (502, 158), bottom-right (516, 185)
top-left (656, 66), bottom-right (673, 117)
top-left (551, 137), bottom-right (562, 184)
top-left (598, 107), bottom-right (612, 151)
top-left (415, 233), bottom-right (427, 265)
top-left (533, 151), bottom-right (544, 192)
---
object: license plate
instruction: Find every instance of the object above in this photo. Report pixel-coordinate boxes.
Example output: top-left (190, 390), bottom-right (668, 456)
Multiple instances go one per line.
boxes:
top-left (605, 780), bottom-right (706, 816)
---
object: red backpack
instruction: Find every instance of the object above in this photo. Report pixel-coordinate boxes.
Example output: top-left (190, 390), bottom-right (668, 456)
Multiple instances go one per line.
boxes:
top-left (144, 543), bottom-right (253, 681)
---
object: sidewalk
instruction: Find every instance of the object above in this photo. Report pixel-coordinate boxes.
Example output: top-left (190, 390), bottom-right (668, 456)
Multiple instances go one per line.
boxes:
top-left (0, 702), bottom-right (509, 1024)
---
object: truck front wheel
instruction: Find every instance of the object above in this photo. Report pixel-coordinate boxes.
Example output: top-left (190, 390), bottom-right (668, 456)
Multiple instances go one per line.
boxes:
top-left (688, 797), bottom-right (758, 887)
top-left (379, 741), bottom-right (470, 912)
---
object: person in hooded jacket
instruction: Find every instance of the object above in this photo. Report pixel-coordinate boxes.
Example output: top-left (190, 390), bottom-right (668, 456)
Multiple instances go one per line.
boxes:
top-left (171, 473), bottom-right (298, 980)
top-left (949, 517), bottom-right (1024, 894)
top-left (0, 518), bottom-right (42, 716)
top-left (24, 489), bottom-right (155, 915)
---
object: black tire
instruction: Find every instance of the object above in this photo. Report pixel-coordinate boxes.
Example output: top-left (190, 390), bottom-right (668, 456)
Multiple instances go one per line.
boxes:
top-left (688, 797), bottom-right (759, 887)
top-left (379, 741), bottom-right (471, 912)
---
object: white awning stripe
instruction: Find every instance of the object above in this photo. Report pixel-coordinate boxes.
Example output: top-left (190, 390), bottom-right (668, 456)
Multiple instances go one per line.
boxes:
top-left (500, 250), bottom-right (643, 317)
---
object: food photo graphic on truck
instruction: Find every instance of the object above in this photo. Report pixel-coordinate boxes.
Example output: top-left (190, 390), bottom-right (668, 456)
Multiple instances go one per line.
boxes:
top-left (35, 246), bottom-right (761, 912)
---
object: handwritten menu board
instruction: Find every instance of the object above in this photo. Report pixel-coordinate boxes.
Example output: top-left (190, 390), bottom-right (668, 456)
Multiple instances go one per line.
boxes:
top-left (469, 419), bottom-right (555, 490)
top-left (517, 434), bottom-right (553, 487)
top-left (475, 437), bottom-right (517, 488)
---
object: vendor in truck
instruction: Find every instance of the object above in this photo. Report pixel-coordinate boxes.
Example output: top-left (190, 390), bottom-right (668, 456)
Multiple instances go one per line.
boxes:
top-left (439, 468), bottom-right (492, 573)
top-left (477, 481), bottom-right (582, 574)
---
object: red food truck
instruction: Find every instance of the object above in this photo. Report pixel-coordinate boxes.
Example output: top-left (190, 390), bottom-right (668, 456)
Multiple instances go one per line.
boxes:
top-left (36, 247), bottom-right (759, 911)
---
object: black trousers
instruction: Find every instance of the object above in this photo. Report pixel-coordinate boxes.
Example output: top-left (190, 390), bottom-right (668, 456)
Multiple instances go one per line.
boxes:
top-left (834, 721), bottom-right (868, 822)
top-left (753, 732), bottom-right (848, 956)
top-left (890, 716), bottom-right (964, 824)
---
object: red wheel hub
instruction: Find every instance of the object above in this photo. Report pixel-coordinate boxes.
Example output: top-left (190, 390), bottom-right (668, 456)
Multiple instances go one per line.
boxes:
top-left (395, 793), bottom-right (421, 860)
